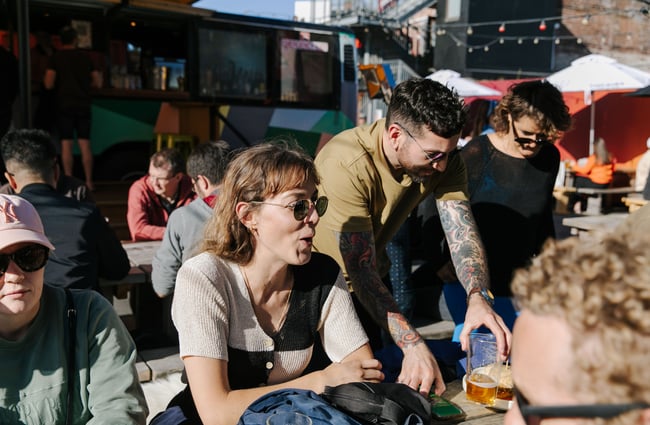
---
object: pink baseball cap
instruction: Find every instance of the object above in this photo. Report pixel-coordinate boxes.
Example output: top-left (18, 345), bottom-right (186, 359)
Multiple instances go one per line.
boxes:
top-left (0, 194), bottom-right (55, 251)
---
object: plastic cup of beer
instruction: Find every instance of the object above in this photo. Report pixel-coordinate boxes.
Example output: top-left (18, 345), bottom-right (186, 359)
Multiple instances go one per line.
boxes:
top-left (496, 362), bottom-right (513, 402)
top-left (465, 333), bottom-right (501, 406)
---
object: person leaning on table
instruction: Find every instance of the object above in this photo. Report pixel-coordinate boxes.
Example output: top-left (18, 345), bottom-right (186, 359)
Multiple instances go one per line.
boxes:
top-left (312, 77), bottom-right (511, 396)
top-left (0, 194), bottom-right (148, 424)
top-left (505, 230), bottom-right (650, 425)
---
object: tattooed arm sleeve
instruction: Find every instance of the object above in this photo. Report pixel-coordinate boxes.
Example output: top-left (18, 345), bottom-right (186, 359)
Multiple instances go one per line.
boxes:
top-left (337, 230), bottom-right (423, 349)
top-left (437, 198), bottom-right (490, 293)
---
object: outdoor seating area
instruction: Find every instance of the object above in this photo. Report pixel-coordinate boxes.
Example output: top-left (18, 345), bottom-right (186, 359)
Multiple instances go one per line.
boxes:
top-left (3, 1), bottom-right (650, 423)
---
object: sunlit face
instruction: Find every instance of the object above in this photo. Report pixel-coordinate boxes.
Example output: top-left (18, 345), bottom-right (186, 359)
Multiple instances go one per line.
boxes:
top-left (247, 181), bottom-right (320, 266)
top-left (0, 242), bottom-right (46, 328)
top-left (509, 115), bottom-right (551, 159)
top-left (392, 123), bottom-right (459, 183)
top-left (504, 311), bottom-right (580, 425)
top-left (148, 162), bottom-right (181, 198)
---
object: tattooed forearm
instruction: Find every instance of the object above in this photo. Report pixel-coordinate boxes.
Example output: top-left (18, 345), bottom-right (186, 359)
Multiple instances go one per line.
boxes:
top-left (387, 312), bottom-right (422, 348)
top-left (437, 199), bottom-right (489, 293)
top-left (337, 230), bottom-right (422, 348)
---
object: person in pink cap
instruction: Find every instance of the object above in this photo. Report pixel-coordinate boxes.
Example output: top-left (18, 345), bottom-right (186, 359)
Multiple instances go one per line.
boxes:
top-left (0, 194), bottom-right (148, 424)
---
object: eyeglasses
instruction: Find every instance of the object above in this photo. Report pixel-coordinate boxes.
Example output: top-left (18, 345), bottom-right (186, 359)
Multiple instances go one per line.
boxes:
top-left (515, 387), bottom-right (650, 425)
top-left (511, 121), bottom-right (551, 146)
top-left (149, 174), bottom-right (176, 184)
top-left (393, 122), bottom-right (448, 164)
top-left (0, 245), bottom-right (50, 275)
top-left (250, 196), bottom-right (328, 221)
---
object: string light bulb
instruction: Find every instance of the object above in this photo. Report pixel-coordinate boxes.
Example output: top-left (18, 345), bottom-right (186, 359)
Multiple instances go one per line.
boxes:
top-left (499, 37), bottom-right (505, 44)
top-left (533, 37), bottom-right (539, 44)
top-left (498, 23), bottom-right (506, 33)
top-left (468, 47), bottom-right (474, 52)
top-left (467, 26), bottom-right (474, 35)
top-left (582, 15), bottom-right (590, 25)
top-left (484, 45), bottom-right (489, 52)
top-left (555, 38), bottom-right (560, 45)
top-left (577, 38), bottom-right (583, 44)
top-left (517, 38), bottom-right (523, 44)
top-left (538, 20), bottom-right (547, 31)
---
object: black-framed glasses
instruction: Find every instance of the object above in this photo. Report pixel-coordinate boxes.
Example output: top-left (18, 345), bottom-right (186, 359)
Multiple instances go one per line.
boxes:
top-left (393, 122), bottom-right (448, 164)
top-left (511, 121), bottom-right (551, 146)
top-left (250, 196), bottom-right (328, 221)
top-left (515, 387), bottom-right (650, 425)
top-left (148, 173), bottom-right (176, 184)
top-left (0, 245), bottom-right (50, 275)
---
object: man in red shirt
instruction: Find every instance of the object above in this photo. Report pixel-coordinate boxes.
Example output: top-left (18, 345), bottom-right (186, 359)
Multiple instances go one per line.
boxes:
top-left (126, 147), bottom-right (195, 241)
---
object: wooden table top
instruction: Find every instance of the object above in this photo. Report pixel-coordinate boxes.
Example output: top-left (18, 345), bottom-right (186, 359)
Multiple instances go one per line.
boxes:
top-left (441, 379), bottom-right (507, 424)
top-left (122, 240), bottom-right (162, 267)
top-left (561, 213), bottom-right (628, 232)
top-left (99, 240), bottom-right (161, 288)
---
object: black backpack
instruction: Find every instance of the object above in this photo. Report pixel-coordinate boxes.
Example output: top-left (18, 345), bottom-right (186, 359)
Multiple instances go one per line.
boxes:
top-left (321, 382), bottom-right (432, 425)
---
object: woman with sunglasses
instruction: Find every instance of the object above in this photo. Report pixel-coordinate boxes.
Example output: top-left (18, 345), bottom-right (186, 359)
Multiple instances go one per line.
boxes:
top-left (166, 142), bottom-right (383, 425)
top-left (0, 194), bottom-right (148, 424)
top-left (457, 80), bottom-right (572, 299)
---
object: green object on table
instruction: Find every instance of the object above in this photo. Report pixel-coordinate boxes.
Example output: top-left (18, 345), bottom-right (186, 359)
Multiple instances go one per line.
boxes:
top-left (429, 393), bottom-right (467, 422)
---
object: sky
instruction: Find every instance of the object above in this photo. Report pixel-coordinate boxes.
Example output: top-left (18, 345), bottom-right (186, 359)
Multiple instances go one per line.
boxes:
top-left (193, 0), bottom-right (296, 20)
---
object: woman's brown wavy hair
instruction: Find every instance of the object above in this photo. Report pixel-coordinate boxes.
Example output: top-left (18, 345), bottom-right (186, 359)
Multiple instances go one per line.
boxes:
top-left (200, 140), bottom-right (319, 265)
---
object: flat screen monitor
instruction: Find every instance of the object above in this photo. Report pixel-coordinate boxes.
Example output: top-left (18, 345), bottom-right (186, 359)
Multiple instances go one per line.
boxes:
top-left (196, 27), bottom-right (267, 99)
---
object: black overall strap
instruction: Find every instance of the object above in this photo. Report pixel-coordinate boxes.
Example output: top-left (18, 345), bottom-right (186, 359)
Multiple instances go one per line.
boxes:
top-left (64, 288), bottom-right (77, 425)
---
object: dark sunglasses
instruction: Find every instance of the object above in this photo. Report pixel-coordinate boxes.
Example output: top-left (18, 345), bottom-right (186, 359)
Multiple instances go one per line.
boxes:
top-left (250, 196), bottom-right (328, 221)
top-left (515, 387), bottom-right (650, 425)
top-left (511, 121), bottom-right (551, 146)
top-left (393, 122), bottom-right (448, 164)
top-left (0, 245), bottom-right (50, 275)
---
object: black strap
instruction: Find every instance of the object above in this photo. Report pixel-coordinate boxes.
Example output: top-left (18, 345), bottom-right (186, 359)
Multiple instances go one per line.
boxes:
top-left (322, 382), bottom-right (406, 425)
top-left (64, 288), bottom-right (77, 425)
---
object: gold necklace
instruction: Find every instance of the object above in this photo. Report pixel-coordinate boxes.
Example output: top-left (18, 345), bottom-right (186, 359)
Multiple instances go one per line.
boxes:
top-left (240, 266), bottom-right (293, 333)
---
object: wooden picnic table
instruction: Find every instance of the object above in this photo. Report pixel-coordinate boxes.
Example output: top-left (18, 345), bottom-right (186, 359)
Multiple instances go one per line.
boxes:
top-left (99, 240), bottom-right (163, 334)
top-left (561, 212), bottom-right (628, 237)
top-left (553, 186), bottom-right (640, 214)
top-left (99, 240), bottom-right (161, 295)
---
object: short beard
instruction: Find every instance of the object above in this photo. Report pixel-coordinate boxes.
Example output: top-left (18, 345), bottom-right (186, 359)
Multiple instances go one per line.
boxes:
top-left (406, 171), bottom-right (431, 184)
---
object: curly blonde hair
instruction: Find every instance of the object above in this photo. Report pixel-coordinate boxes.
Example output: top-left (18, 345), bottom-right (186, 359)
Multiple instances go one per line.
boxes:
top-left (511, 232), bottom-right (650, 424)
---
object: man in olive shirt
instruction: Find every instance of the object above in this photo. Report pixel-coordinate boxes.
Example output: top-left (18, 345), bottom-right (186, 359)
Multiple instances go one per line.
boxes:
top-left (313, 78), bottom-right (511, 396)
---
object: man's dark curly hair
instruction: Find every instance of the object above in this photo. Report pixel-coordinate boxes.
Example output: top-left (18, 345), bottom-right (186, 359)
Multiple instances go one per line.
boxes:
top-left (385, 78), bottom-right (466, 138)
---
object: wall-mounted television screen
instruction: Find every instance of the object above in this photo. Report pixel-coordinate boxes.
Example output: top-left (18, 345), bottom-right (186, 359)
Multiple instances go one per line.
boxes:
top-left (196, 27), bottom-right (267, 99)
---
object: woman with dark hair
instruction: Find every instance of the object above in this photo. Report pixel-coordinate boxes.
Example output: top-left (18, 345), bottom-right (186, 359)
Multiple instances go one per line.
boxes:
top-left (458, 80), bottom-right (572, 298)
top-left (169, 142), bottom-right (382, 425)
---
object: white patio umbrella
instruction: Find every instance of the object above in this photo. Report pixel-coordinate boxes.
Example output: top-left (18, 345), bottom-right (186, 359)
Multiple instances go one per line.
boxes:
top-left (546, 54), bottom-right (650, 154)
top-left (426, 69), bottom-right (502, 98)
